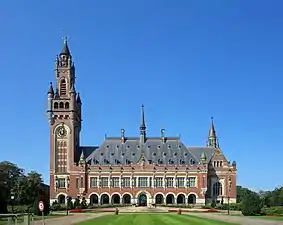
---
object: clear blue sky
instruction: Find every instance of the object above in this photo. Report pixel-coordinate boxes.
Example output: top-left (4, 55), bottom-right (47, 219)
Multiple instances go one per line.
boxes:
top-left (0, 0), bottom-right (282, 191)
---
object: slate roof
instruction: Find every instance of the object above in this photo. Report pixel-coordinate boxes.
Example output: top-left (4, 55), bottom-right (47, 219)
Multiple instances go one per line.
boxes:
top-left (84, 137), bottom-right (217, 166)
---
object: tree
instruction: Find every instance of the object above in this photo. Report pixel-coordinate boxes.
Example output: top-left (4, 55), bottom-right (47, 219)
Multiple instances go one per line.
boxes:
top-left (236, 185), bottom-right (251, 203)
top-left (241, 190), bottom-right (262, 216)
top-left (0, 161), bottom-right (24, 213)
top-left (18, 171), bottom-right (44, 205)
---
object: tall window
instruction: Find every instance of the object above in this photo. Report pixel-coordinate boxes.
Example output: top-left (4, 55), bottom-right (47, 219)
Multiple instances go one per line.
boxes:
top-left (213, 182), bottom-right (223, 196)
top-left (112, 177), bottom-right (119, 187)
top-left (60, 79), bottom-right (67, 96)
top-left (132, 177), bottom-right (136, 187)
top-left (122, 177), bottom-right (131, 187)
top-left (187, 177), bottom-right (196, 188)
top-left (138, 177), bottom-right (148, 187)
top-left (76, 178), bottom-right (79, 189)
top-left (101, 177), bottom-right (108, 187)
top-left (90, 177), bottom-right (97, 188)
top-left (166, 177), bottom-right (174, 188)
top-left (57, 178), bottom-right (66, 188)
top-left (154, 177), bottom-right (163, 188)
top-left (176, 177), bottom-right (185, 188)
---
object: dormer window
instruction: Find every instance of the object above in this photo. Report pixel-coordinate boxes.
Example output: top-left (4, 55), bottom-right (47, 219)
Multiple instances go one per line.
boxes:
top-left (111, 152), bottom-right (114, 156)
top-left (116, 145), bottom-right (119, 148)
top-left (178, 145), bottom-right (181, 149)
top-left (121, 152), bottom-right (125, 156)
top-left (184, 153), bottom-right (188, 157)
top-left (173, 152), bottom-right (177, 156)
top-left (132, 152), bottom-right (135, 156)
top-left (157, 145), bottom-right (161, 149)
top-left (190, 158), bottom-right (195, 165)
top-left (163, 152), bottom-right (167, 156)
top-left (147, 146), bottom-right (150, 149)
top-left (168, 145), bottom-right (171, 149)
top-left (152, 152), bottom-right (156, 156)
top-left (127, 145), bottom-right (130, 149)
top-left (106, 145), bottom-right (110, 149)
top-left (100, 152), bottom-right (104, 156)
top-left (137, 145), bottom-right (140, 149)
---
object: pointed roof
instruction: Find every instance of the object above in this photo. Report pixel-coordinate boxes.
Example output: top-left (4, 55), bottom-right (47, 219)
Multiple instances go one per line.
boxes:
top-left (209, 116), bottom-right (216, 137)
top-left (48, 82), bottom-right (54, 95)
top-left (60, 37), bottom-right (71, 56)
top-left (201, 152), bottom-right (207, 161)
top-left (76, 92), bottom-right (82, 104)
top-left (140, 104), bottom-right (146, 129)
top-left (70, 83), bottom-right (76, 93)
top-left (79, 150), bottom-right (85, 164)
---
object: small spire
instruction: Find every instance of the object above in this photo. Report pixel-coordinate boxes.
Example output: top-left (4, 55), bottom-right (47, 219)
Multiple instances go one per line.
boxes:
top-left (70, 83), bottom-right (76, 93)
top-left (201, 152), bottom-right (207, 162)
top-left (121, 128), bottom-right (125, 143)
top-left (207, 117), bottom-right (219, 148)
top-left (140, 104), bottom-right (146, 143)
top-left (140, 104), bottom-right (146, 129)
top-left (209, 116), bottom-right (216, 137)
top-left (48, 82), bottom-right (54, 95)
top-left (60, 36), bottom-right (71, 55)
top-left (161, 128), bottom-right (165, 143)
top-left (79, 150), bottom-right (85, 165)
top-left (76, 92), bottom-right (82, 104)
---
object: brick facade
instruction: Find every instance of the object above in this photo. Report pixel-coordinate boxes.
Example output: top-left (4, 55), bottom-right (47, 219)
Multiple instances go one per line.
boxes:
top-left (47, 40), bottom-right (237, 206)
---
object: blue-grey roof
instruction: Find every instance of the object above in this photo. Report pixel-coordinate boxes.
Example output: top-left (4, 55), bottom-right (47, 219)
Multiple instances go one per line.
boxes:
top-left (84, 137), bottom-right (217, 166)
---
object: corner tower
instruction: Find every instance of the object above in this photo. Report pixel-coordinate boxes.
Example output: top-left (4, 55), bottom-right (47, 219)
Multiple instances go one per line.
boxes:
top-left (47, 38), bottom-right (82, 179)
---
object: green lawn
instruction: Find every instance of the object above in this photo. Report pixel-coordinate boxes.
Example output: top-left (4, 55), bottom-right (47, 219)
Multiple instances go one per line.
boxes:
top-left (76, 213), bottom-right (237, 225)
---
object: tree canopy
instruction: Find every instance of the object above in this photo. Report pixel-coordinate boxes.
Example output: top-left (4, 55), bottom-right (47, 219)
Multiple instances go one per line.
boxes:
top-left (0, 161), bottom-right (48, 213)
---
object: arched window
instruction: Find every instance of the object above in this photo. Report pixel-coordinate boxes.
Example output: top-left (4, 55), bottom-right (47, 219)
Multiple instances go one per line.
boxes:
top-left (65, 102), bottom-right (69, 109)
top-left (59, 102), bottom-right (64, 108)
top-left (213, 182), bottom-right (223, 196)
top-left (54, 102), bottom-right (58, 109)
top-left (60, 79), bottom-right (67, 96)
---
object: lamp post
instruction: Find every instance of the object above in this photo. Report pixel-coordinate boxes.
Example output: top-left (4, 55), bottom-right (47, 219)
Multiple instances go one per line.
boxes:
top-left (10, 191), bottom-right (15, 213)
top-left (227, 169), bottom-right (232, 215)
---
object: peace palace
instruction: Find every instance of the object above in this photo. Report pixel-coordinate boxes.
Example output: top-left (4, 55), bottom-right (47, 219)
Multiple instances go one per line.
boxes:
top-left (47, 39), bottom-right (237, 206)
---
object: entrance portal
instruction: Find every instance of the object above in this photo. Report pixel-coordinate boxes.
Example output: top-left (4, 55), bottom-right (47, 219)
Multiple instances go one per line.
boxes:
top-left (138, 193), bottom-right (147, 206)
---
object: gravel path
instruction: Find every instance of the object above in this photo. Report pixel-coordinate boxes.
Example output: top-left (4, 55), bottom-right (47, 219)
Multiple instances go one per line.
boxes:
top-left (33, 213), bottom-right (110, 225)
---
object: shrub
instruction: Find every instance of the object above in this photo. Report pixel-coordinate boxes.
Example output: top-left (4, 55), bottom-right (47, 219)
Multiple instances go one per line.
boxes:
top-left (261, 206), bottom-right (283, 216)
top-left (241, 191), bottom-right (262, 216)
top-left (74, 198), bottom-right (81, 209)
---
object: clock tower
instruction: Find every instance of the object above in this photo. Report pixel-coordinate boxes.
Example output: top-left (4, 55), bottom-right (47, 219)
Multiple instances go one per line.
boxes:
top-left (47, 38), bottom-right (82, 197)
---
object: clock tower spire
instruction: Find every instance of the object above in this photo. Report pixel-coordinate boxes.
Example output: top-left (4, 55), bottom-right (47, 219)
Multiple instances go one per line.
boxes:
top-left (47, 39), bottom-right (82, 199)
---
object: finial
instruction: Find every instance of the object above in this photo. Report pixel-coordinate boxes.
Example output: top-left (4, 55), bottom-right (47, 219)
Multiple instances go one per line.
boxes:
top-left (211, 116), bottom-right (214, 122)
top-left (63, 36), bottom-right (68, 44)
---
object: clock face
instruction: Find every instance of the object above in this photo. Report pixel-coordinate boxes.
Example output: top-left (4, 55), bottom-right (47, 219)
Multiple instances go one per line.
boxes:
top-left (58, 127), bottom-right (67, 137)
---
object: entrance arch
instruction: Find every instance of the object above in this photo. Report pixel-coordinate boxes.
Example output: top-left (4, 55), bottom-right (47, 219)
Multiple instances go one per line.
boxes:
top-left (100, 194), bottom-right (110, 204)
top-left (155, 194), bottom-right (164, 204)
top-left (89, 194), bottom-right (99, 204)
top-left (138, 193), bottom-right (147, 206)
top-left (188, 193), bottom-right (197, 204)
top-left (122, 194), bottom-right (131, 204)
top-left (58, 194), bottom-right (66, 204)
top-left (176, 194), bottom-right (185, 204)
top-left (112, 194), bottom-right (120, 204)
top-left (166, 194), bottom-right (175, 204)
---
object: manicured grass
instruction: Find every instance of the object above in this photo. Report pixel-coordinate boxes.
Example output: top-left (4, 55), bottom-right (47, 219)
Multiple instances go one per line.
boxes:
top-left (76, 213), bottom-right (237, 225)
